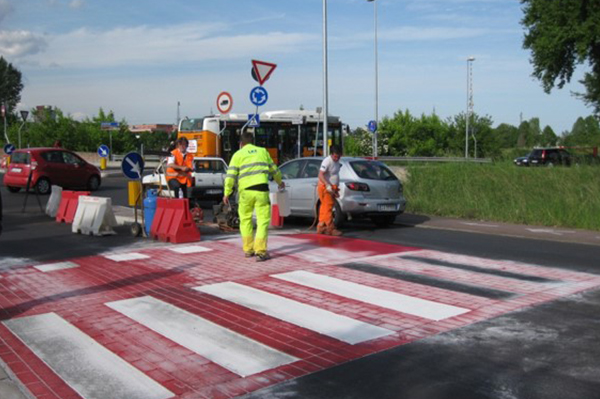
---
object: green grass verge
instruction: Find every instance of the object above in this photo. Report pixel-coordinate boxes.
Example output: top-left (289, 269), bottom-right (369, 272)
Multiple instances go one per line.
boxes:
top-left (404, 163), bottom-right (600, 230)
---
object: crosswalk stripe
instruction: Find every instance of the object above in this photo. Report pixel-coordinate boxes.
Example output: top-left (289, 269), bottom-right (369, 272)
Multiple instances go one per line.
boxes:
top-left (273, 270), bottom-right (470, 321)
top-left (104, 253), bottom-right (150, 262)
top-left (106, 296), bottom-right (298, 377)
top-left (3, 313), bottom-right (174, 399)
top-left (168, 245), bottom-right (213, 254)
top-left (33, 261), bottom-right (79, 272)
top-left (195, 282), bottom-right (394, 345)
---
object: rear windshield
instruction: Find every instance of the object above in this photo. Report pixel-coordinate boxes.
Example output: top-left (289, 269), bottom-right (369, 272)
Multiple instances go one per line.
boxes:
top-left (194, 160), bottom-right (226, 173)
top-left (350, 161), bottom-right (398, 181)
top-left (10, 152), bottom-right (30, 165)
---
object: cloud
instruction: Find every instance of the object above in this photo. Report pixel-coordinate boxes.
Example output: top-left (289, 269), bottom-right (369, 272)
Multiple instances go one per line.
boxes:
top-left (21, 23), bottom-right (317, 68)
top-left (0, 0), bottom-right (14, 24)
top-left (0, 30), bottom-right (48, 58)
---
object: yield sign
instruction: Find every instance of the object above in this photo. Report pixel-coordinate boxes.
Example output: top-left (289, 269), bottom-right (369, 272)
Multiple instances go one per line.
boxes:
top-left (252, 60), bottom-right (277, 86)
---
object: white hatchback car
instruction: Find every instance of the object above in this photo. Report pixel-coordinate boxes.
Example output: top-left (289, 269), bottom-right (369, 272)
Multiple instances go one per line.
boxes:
top-left (270, 157), bottom-right (406, 227)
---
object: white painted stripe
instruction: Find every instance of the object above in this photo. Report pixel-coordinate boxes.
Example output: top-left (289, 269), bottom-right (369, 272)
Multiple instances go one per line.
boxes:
top-left (273, 271), bottom-right (470, 321)
top-left (168, 245), bottom-right (213, 254)
top-left (104, 253), bottom-right (150, 262)
top-left (34, 261), bottom-right (79, 272)
top-left (195, 282), bottom-right (393, 345)
top-left (106, 296), bottom-right (297, 377)
top-left (3, 313), bottom-right (173, 399)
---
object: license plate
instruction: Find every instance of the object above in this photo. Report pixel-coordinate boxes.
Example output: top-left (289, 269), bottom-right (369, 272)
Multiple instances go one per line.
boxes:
top-left (206, 189), bottom-right (223, 195)
top-left (378, 204), bottom-right (397, 212)
top-left (11, 167), bottom-right (22, 173)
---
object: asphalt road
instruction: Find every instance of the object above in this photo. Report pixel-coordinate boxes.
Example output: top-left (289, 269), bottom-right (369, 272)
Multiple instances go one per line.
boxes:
top-left (1, 174), bottom-right (600, 399)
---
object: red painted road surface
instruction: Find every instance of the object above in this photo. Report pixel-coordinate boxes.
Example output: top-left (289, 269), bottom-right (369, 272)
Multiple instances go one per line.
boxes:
top-left (1, 234), bottom-right (600, 399)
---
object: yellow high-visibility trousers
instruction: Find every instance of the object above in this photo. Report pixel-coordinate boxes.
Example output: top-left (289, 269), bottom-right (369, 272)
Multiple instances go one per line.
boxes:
top-left (238, 190), bottom-right (271, 255)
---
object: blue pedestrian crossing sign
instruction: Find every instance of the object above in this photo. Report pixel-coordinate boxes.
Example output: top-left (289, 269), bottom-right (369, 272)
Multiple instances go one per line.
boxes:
top-left (248, 114), bottom-right (260, 128)
top-left (249, 86), bottom-right (268, 107)
top-left (368, 120), bottom-right (378, 133)
top-left (98, 145), bottom-right (109, 158)
top-left (121, 152), bottom-right (145, 180)
top-left (3, 143), bottom-right (15, 155)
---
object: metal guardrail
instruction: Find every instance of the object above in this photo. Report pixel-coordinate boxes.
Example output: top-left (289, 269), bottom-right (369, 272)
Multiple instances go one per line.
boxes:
top-left (377, 156), bottom-right (493, 164)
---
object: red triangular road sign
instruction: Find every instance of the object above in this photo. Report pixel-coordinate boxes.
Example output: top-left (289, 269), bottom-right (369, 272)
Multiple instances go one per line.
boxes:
top-left (252, 60), bottom-right (277, 86)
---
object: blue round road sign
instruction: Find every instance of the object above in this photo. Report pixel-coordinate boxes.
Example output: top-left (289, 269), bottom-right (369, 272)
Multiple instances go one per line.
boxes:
top-left (368, 120), bottom-right (378, 133)
top-left (3, 143), bottom-right (15, 155)
top-left (98, 145), bottom-right (109, 158)
top-left (121, 152), bottom-right (145, 180)
top-left (249, 86), bottom-right (268, 107)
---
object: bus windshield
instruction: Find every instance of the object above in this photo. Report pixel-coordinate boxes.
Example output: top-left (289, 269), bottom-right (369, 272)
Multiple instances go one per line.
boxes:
top-left (179, 118), bottom-right (204, 132)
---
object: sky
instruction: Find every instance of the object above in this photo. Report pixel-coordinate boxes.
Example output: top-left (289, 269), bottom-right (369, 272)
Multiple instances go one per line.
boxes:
top-left (0, 0), bottom-right (594, 134)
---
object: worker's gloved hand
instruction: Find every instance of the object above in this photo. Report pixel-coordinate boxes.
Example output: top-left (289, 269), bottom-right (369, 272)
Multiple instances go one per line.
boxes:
top-left (223, 195), bottom-right (229, 206)
top-left (278, 182), bottom-right (285, 191)
top-left (326, 184), bottom-right (333, 193)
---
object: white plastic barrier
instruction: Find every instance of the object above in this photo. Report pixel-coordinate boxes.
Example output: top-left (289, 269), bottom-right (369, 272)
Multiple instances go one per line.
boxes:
top-left (46, 185), bottom-right (63, 218)
top-left (270, 190), bottom-right (290, 217)
top-left (72, 196), bottom-right (118, 236)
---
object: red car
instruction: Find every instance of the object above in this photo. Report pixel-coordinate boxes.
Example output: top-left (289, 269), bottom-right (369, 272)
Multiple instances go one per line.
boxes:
top-left (3, 148), bottom-right (101, 195)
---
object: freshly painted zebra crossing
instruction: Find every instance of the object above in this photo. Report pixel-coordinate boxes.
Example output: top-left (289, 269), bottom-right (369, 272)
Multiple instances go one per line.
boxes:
top-left (1, 234), bottom-right (599, 399)
top-left (194, 282), bottom-right (394, 344)
top-left (3, 313), bottom-right (174, 399)
top-left (106, 295), bottom-right (298, 377)
top-left (273, 270), bottom-right (470, 321)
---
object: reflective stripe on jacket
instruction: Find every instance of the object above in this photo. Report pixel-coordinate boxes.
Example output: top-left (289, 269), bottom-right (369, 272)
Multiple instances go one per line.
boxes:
top-left (166, 149), bottom-right (193, 187)
top-left (224, 144), bottom-right (282, 196)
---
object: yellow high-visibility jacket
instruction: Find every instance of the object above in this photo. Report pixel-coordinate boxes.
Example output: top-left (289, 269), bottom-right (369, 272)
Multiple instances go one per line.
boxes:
top-left (224, 144), bottom-right (282, 196)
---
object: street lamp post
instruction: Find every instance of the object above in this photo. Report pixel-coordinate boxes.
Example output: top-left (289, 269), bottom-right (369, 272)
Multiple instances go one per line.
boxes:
top-left (465, 56), bottom-right (475, 158)
top-left (322, 0), bottom-right (329, 157)
top-left (367, 0), bottom-right (378, 159)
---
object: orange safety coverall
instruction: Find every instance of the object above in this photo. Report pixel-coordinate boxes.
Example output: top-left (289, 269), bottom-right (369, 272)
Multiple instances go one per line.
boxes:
top-left (317, 183), bottom-right (337, 226)
top-left (166, 148), bottom-right (193, 187)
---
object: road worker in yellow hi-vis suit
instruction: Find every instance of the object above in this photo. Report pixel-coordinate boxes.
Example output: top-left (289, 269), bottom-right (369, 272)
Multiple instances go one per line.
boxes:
top-left (223, 132), bottom-right (284, 262)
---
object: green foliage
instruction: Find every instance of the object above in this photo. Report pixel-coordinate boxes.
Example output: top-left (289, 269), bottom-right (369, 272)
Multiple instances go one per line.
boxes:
top-left (405, 162), bottom-right (600, 230)
top-left (521, 0), bottom-right (600, 117)
top-left (0, 57), bottom-right (23, 112)
top-left (563, 116), bottom-right (600, 148)
top-left (2, 107), bottom-right (170, 155)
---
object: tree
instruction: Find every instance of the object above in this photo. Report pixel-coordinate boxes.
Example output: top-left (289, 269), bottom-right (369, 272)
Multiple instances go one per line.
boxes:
top-left (540, 125), bottom-right (557, 146)
top-left (0, 57), bottom-right (24, 113)
top-left (521, 0), bottom-right (600, 116)
top-left (563, 116), bottom-right (600, 147)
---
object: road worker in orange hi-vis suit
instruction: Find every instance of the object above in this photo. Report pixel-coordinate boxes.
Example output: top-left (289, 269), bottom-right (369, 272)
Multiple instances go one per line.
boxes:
top-left (317, 145), bottom-right (342, 236)
top-left (166, 137), bottom-right (193, 199)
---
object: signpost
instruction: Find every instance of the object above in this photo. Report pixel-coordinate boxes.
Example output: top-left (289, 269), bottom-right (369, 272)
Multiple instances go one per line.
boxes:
top-left (121, 152), bottom-right (144, 180)
top-left (249, 86), bottom-right (268, 107)
top-left (216, 92), bottom-right (233, 114)
top-left (101, 122), bottom-right (119, 161)
top-left (4, 143), bottom-right (15, 155)
top-left (248, 114), bottom-right (260, 128)
top-left (368, 120), bottom-right (377, 133)
top-left (98, 145), bottom-right (109, 170)
top-left (251, 60), bottom-right (277, 86)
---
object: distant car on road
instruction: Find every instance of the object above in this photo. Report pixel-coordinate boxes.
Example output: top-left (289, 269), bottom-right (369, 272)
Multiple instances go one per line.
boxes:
top-left (142, 156), bottom-right (228, 200)
top-left (269, 157), bottom-right (406, 227)
top-left (514, 147), bottom-right (572, 167)
top-left (3, 148), bottom-right (101, 195)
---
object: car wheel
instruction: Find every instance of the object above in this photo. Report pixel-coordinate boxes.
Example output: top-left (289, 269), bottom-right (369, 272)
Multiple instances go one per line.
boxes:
top-left (87, 175), bottom-right (101, 191)
top-left (35, 178), bottom-right (51, 195)
top-left (371, 215), bottom-right (396, 227)
top-left (333, 201), bottom-right (346, 228)
top-left (7, 186), bottom-right (21, 193)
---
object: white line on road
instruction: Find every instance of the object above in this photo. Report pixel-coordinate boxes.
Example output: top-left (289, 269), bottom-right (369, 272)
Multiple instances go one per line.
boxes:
top-left (273, 271), bottom-right (470, 321)
top-left (106, 296), bottom-right (298, 377)
top-left (34, 261), bottom-right (79, 272)
top-left (3, 313), bottom-right (174, 399)
top-left (195, 282), bottom-right (394, 345)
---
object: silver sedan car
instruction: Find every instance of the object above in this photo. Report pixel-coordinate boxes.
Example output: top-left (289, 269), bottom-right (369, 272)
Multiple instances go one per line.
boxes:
top-left (270, 157), bottom-right (406, 227)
